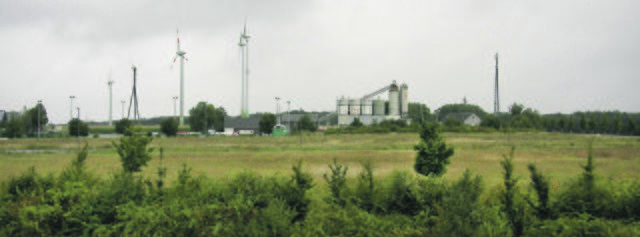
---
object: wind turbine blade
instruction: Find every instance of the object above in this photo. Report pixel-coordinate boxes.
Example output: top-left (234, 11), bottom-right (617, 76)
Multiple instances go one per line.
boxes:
top-left (173, 56), bottom-right (178, 63)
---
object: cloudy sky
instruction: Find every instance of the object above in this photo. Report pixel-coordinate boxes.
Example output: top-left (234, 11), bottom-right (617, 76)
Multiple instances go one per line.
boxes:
top-left (1, 0), bottom-right (638, 124)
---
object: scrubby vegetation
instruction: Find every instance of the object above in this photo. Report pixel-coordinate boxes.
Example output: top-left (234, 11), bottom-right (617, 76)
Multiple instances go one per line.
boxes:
top-left (2, 126), bottom-right (640, 236)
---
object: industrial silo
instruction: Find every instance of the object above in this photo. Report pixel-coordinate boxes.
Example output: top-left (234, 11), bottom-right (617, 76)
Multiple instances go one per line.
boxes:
top-left (400, 83), bottom-right (409, 115)
top-left (337, 97), bottom-right (349, 115)
top-left (373, 98), bottom-right (385, 115)
top-left (388, 82), bottom-right (400, 116)
top-left (360, 99), bottom-right (373, 115)
top-left (349, 99), bottom-right (361, 115)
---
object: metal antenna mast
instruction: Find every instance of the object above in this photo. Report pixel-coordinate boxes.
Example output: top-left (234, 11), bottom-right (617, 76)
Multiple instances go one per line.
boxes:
top-left (127, 65), bottom-right (141, 123)
top-left (494, 53), bottom-right (500, 115)
top-left (239, 22), bottom-right (251, 118)
top-left (107, 71), bottom-right (114, 126)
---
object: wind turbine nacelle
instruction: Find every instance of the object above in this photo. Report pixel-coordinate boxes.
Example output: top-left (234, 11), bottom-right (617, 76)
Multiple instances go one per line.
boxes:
top-left (177, 51), bottom-right (186, 56)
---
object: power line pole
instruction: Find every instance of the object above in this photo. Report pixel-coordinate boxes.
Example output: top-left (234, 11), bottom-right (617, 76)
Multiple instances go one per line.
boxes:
top-left (108, 80), bottom-right (114, 126)
top-left (69, 96), bottom-right (75, 121)
top-left (173, 96), bottom-right (179, 119)
top-left (37, 100), bottom-right (42, 139)
top-left (494, 53), bottom-right (500, 115)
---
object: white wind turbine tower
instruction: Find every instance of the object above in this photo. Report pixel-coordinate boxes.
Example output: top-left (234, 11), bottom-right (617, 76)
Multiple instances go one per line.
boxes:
top-left (107, 71), bottom-right (114, 126)
top-left (173, 29), bottom-right (188, 125)
top-left (239, 22), bottom-right (251, 118)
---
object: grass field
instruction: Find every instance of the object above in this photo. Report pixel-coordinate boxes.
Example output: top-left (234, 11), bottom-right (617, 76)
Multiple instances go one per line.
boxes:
top-left (1, 131), bottom-right (639, 187)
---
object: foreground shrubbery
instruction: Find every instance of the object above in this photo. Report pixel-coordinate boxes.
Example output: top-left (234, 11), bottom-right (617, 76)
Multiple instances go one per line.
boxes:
top-left (2, 148), bottom-right (640, 236)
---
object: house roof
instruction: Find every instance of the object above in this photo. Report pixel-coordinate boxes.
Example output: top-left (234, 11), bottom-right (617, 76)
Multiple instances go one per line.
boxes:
top-left (224, 116), bottom-right (262, 129)
top-left (444, 112), bottom-right (477, 121)
top-left (280, 114), bottom-right (319, 123)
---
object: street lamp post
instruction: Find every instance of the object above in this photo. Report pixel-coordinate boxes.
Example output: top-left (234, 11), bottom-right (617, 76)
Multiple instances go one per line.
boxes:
top-left (275, 97), bottom-right (281, 125)
top-left (204, 103), bottom-right (208, 136)
top-left (37, 100), bottom-right (42, 139)
top-left (69, 96), bottom-right (75, 121)
top-left (173, 96), bottom-right (178, 119)
top-left (287, 101), bottom-right (291, 133)
top-left (76, 107), bottom-right (81, 139)
top-left (121, 100), bottom-right (125, 119)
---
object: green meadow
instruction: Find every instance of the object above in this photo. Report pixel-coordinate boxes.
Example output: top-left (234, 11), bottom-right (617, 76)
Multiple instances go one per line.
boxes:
top-left (2, 132), bottom-right (638, 185)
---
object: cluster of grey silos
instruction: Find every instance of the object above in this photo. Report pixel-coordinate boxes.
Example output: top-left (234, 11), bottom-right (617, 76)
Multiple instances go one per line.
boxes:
top-left (336, 81), bottom-right (409, 117)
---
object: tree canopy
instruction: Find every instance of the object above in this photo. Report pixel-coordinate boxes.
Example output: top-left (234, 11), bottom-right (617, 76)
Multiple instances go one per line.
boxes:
top-left (188, 102), bottom-right (225, 133)
top-left (259, 113), bottom-right (277, 134)
top-left (436, 103), bottom-right (487, 120)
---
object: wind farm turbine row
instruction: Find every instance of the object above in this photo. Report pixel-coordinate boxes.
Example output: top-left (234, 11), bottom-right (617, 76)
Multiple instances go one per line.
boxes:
top-left (104, 24), bottom-right (252, 125)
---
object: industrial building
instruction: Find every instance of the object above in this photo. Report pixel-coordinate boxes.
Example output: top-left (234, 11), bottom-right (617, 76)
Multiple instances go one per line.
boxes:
top-left (337, 81), bottom-right (409, 126)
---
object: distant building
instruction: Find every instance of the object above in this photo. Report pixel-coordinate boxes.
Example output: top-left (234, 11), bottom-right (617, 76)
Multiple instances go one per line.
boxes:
top-left (224, 116), bottom-right (261, 134)
top-left (0, 110), bottom-right (5, 120)
top-left (279, 114), bottom-right (319, 130)
top-left (444, 113), bottom-right (482, 126)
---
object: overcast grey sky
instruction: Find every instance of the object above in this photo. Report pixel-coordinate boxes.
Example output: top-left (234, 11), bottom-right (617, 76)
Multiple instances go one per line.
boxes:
top-left (1, 0), bottom-right (639, 124)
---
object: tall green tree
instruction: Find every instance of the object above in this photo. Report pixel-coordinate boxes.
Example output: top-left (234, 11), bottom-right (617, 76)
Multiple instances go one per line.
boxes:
top-left (414, 123), bottom-right (454, 176)
top-left (27, 103), bottom-right (48, 135)
top-left (1, 111), bottom-right (8, 129)
top-left (567, 116), bottom-right (575, 133)
top-left (588, 113), bottom-right (597, 134)
top-left (259, 113), bottom-right (277, 134)
top-left (599, 114), bottom-right (609, 134)
top-left (160, 117), bottom-right (179, 137)
top-left (112, 126), bottom-right (154, 173)
top-left (509, 103), bottom-right (525, 116)
top-left (627, 117), bottom-right (637, 135)
top-left (558, 116), bottom-right (567, 132)
top-left (68, 118), bottom-right (89, 137)
top-left (481, 114), bottom-right (502, 130)
top-left (408, 103), bottom-right (431, 123)
top-left (188, 102), bottom-right (224, 133)
top-left (297, 115), bottom-right (317, 132)
top-left (3, 116), bottom-right (25, 138)
top-left (614, 113), bottom-right (624, 135)
top-left (114, 118), bottom-right (133, 135)
top-left (579, 114), bottom-right (588, 133)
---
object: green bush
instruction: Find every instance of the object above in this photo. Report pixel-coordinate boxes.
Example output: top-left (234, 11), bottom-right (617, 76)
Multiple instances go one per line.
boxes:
top-left (414, 122), bottom-right (454, 176)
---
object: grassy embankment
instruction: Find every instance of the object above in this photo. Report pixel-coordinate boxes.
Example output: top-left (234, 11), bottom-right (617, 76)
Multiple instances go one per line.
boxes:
top-left (1, 131), bottom-right (638, 186)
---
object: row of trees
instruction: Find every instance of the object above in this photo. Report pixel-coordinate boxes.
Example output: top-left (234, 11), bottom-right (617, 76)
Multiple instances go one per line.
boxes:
top-left (258, 113), bottom-right (318, 135)
top-left (2, 103), bottom-right (49, 138)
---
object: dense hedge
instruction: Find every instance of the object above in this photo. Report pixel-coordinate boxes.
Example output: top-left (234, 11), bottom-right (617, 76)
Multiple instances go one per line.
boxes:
top-left (2, 146), bottom-right (640, 236)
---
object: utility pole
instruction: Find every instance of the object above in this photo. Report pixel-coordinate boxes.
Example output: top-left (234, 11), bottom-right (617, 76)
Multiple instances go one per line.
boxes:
top-left (69, 96), bottom-right (75, 121)
top-left (173, 96), bottom-right (179, 119)
top-left (76, 107), bottom-right (81, 142)
top-left (108, 80), bottom-right (114, 126)
top-left (37, 100), bottom-right (42, 139)
top-left (204, 103), bottom-right (208, 136)
top-left (275, 97), bottom-right (281, 125)
top-left (494, 53), bottom-right (500, 115)
top-left (120, 100), bottom-right (125, 119)
top-left (287, 101), bottom-right (291, 133)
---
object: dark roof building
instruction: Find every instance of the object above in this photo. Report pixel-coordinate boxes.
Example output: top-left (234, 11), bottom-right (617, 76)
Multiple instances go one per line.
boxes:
top-left (224, 116), bottom-right (261, 133)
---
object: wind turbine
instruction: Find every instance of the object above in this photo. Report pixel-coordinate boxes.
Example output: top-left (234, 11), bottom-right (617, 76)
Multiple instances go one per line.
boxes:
top-left (107, 71), bottom-right (114, 126)
top-left (172, 29), bottom-right (188, 125)
top-left (239, 22), bottom-right (251, 118)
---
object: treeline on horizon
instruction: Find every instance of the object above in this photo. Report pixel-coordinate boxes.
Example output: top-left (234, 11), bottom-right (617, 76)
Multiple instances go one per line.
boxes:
top-left (327, 102), bottom-right (640, 136)
top-left (2, 126), bottom-right (640, 236)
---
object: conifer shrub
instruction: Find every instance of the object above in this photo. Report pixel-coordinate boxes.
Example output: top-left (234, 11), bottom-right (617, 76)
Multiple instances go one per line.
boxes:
top-left (414, 122), bottom-right (454, 176)
top-left (323, 158), bottom-right (350, 206)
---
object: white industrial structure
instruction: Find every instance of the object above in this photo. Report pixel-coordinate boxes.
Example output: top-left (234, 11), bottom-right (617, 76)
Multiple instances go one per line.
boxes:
top-left (337, 81), bottom-right (409, 126)
top-left (173, 29), bottom-right (188, 126)
top-left (238, 23), bottom-right (251, 118)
